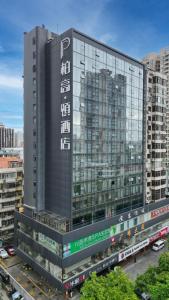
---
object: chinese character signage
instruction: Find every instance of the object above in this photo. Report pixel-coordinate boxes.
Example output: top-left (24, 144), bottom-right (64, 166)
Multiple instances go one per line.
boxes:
top-left (118, 239), bottom-right (149, 262)
top-left (151, 205), bottom-right (169, 219)
top-left (38, 233), bottom-right (56, 253)
top-left (60, 37), bottom-right (71, 151)
top-left (63, 225), bottom-right (116, 257)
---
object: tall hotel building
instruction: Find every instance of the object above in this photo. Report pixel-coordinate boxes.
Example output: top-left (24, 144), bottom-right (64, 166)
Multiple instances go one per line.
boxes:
top-left (15, 26), bottom-right (169, 292)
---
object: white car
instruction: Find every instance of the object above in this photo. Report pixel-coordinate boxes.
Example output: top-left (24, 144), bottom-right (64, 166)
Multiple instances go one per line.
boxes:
top-left (152, 239), bottom-right (165, 251)
top-left (0, 248), bottom-right (9, 258)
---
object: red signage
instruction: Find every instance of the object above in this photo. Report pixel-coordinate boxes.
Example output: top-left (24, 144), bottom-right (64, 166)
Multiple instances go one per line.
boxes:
top-left (151, 205), bottom-right (169, 219)
top-left (149, 227), bottom-right (169, 243)
top-left (64, 274), bottom-right (85, 290)
top-left (160, 227), bottom-right (169, 236)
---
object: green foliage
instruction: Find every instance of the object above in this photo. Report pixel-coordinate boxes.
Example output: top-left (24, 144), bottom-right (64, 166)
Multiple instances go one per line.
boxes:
top-left (166, 237), bottom-right (169, 250)
top-left (135, 252), bottom-right (169, 300)
top-left (159, 252), bottom-right (169, 272)
top-left (80, 272), bottom-right (106, 300)
top-left (80, 267), bottom-right (138, 300)
top-left (148, 281), bottom-right (169, 300)
top-left (80, 251), bottom-right (169, 300)
top-left (135, 265), bottom-right (158, 291)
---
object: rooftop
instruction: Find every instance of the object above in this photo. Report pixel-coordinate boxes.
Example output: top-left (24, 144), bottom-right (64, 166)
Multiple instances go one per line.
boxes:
top-left (0, 157), bottom-right (22, 168)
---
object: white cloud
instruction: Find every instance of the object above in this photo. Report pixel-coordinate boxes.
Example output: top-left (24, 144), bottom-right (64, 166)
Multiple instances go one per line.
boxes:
top-left (0, 74), bottom-right (23, 90)
top-left (99, 33), bottom-right (117, 45)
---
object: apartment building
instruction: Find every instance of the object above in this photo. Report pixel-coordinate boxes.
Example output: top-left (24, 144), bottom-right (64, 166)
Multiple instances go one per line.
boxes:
top-left (0, 153), bottom-right (23, 241)
top-left (0, 124), bottom-right (14, 149)
top-left (145, 70), bottom-right (167, 203)
top-left (143, 49), bottom-right (169, 197)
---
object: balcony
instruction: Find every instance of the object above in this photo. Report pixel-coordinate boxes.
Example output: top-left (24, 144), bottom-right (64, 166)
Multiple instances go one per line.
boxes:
top-left (0, 205), bottom-right (15, 212)
top-left (0, 224), bottom-right (14, 231)
top-left (0, 197), bottom-right (17, 203)
top-left (1, 215), bottom-right (14, 221)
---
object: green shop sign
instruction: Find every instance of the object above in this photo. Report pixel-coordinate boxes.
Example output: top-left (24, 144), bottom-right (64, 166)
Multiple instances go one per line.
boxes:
top-left (38, 233), bottom-right (56, 253)
top-left (63, 225), bottom-right (116, 257)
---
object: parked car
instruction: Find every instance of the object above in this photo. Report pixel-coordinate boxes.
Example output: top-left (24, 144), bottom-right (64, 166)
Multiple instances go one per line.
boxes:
top-left (135, 288), bottom-right (151, 300)
top-left (0, 248), bottom-right (9, 259)
top-left (152, 239), bottom-right (165, 251)
top-left (11, 291), bottom-right (24, 300)
top-left (5, 245), bottom-right (16, 256)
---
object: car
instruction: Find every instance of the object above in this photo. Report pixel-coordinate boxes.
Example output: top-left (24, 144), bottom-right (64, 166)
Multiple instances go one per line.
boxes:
top-left (5, 245), bottom-right (16, 256)
top-left (152, 239), bottom-right (165, 251)
top-left (135, 288), bottom-right (151, 300)
top-left (0, 248), bottom-right (9, 259)
top-left (11, 291), bottom-right (24, 300)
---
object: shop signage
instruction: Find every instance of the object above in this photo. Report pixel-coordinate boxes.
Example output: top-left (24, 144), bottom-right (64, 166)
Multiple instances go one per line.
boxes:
top-left (149, 227), bottom-right (169, 243)
top-left (160, 226), bottom-right (169, 236)
top-left (151, 205), bottom-right (169, 219)
top-left (63, 254), bottom-right (118, 290)
top-left (63, 225), bottom-right (116, 257)
top-left (64, 274), bottom-right (85, 289)
top-left (38, 233), bottom-right (56, 253)
top-left (118, 239), bottom-right (149, 262)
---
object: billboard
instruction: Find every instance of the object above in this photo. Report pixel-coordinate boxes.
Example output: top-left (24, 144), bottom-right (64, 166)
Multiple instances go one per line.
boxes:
top-left (63, 225), bottom-right (116, 257)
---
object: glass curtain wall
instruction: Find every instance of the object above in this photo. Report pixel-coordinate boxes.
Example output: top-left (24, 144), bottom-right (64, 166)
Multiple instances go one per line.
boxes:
top-left (72, 38), bottom-right (144, 228)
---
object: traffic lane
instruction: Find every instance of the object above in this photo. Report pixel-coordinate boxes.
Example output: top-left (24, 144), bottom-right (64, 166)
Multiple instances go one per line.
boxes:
top-left (123, 244), bottom-right (167, 280)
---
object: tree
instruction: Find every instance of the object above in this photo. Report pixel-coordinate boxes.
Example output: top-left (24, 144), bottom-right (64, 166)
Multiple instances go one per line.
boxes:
top-left (148, 280), bottom-right (169, 300)
top-left (135, 265), bottom-right (158, 291)
top-left (159, 252), bottom-right (169, 272)
top-left (80, 267), bottom-right (138, 300)
top-left (135, 252), bottom-right (169, 300)
top-left (80, 272), bottom-right (106, 300)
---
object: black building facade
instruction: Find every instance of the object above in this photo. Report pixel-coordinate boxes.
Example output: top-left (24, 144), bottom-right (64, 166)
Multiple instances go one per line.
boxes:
top-left (15, 26), bottom-right (169, 291)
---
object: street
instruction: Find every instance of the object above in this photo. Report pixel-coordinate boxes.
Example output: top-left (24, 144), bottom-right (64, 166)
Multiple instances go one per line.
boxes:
top-left (0, 244), bottom-right (168, 300)
top-left (123, 243), bottom-right (167, 280)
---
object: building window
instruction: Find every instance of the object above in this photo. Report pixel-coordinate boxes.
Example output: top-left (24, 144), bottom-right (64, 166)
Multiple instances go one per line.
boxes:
top-left (33, 91), bottom-right (36, 98)
top-left (33, 65), bottom-right (36, 72)
top-left (32, 37), bottom-right (36, 45)
top-left (134, 218), bottom-right (137, 226)
top-left (33, 117), bottom-right (36, 125)
top-left (33, 104), bottom-right (36, 113)
top-left (74, 184), bottom-right (81, 195)
top-left (120, 223), bottom-right (124, 232)
top-left (33, 51), bottom-right (36, 59)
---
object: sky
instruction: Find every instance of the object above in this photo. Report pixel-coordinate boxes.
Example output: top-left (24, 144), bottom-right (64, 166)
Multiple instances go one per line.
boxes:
top-left (1, 0), bottom-right (169, 130)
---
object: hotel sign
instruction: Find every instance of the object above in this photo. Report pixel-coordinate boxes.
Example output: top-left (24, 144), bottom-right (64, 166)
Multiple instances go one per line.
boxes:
top-left (151, 205), bottom-right (169, 219)
top-left (60, 37), bottom-right (71, 151)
